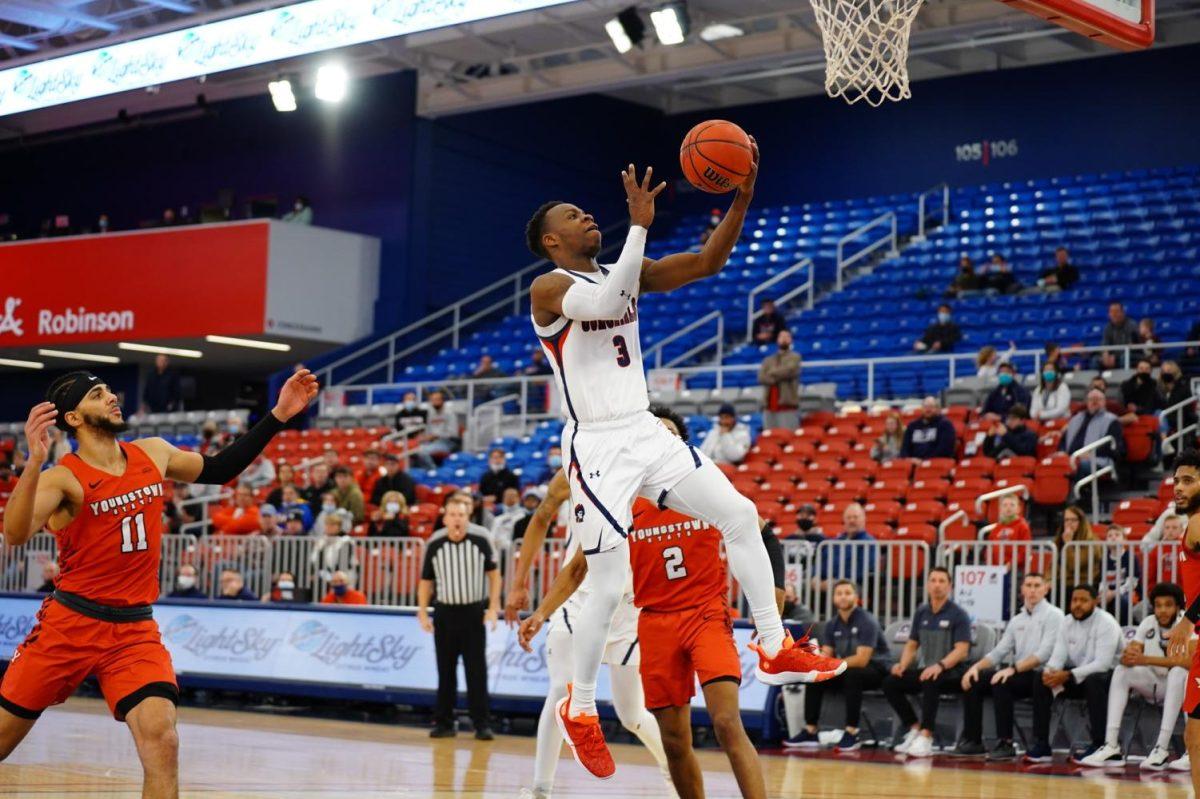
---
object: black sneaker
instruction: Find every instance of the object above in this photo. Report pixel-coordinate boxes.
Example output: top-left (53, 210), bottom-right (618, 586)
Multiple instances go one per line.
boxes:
top-left (951, 739), bottom-right (986, 757)
top-left (1023, 742), bottom-right (1053, 763)
top-left (987, 740), bottom-right (1017, 761)
top-left (430, 725), bottom-right (457, 738)
top-left (475, 727), bottom-right (495, 741)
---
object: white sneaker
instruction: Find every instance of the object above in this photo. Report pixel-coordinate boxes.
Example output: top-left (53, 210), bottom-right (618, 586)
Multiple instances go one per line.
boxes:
top-left (1169, 753), bottom-right (1191, 772)
top-left (906, 734), bottom-right (934, 759)
top-left (893, 728), bottom-right (920, 754)
top-left (818, 729), bottom-right (843, 746)
top-left (518, 789), bottom-right (550, 799)
top-left (1076, 743), bottom-right (1125, 768)
top-left (1141, 746), bottom-right (1172, 771)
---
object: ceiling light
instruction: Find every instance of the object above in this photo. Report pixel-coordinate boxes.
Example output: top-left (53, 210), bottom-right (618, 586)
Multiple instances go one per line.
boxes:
top-left (650, 2), bottom-right (689, 45)
top-left (314, 64), bottom-right (348, 103)
top-left (700, 23), bottom-right (743, 41)
top-left (0, 357), bottom-right (43, 369)
top-left (607, 7), bottom-right (646, 53)
top-left (38, 349), bottom-right (120, 364)
top-left (268, 78), bottom-right (297, 112)
top-left (118, 342), bottom-right (203, 358)
top-left (205, 335), bottom-right (292, 352)
top-left (606, 18), bottom-right (633, 53)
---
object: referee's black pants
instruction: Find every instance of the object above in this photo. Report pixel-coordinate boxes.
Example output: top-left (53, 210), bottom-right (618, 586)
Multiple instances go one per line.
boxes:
top-left (433, 602), bottom-right (490, 728)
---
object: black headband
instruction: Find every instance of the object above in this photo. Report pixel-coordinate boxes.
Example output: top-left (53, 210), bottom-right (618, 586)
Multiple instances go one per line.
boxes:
top-left (46, 371), bottom-right (102, 431)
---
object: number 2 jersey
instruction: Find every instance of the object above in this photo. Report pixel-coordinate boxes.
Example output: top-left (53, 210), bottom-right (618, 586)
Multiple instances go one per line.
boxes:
top-left (55, 442), bottom-right (166, 607)
top-left (628, 498), bottom-right (727, 613)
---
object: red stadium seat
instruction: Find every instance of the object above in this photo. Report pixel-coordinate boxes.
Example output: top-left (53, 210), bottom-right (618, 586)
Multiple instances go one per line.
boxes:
top-left (869, 478), bottom-right (910, 504)
top-left (760, 428), bottom-right (800, 442)
top-left (939, 503), bottom-right (976, 540)
top-left (867, 522), bottom-right (895, 541)
top-left (953, 457), bottom-right (996, 481)
top-left (1031, 455), bottom-right (1073, 507)
top-left (1123, 416), bottom-right (1160, 464)
top-left (863, 500), bottom-right (903, 525)
top-left (894, 523), bottom-right (937, 545)
top-left (1036, 432), bottom-right (1064, 460)
top-left (877, 459), bottom-right (916, 482)
top-left (792, 483), bottom-right (829, 508)
top-left (814, 440), bottom-right (854, 459)
top-left (996, 456), bottom-right (1037, 479)
top-left (1112, 498), bottom-right (1163, 531)
top-left (906, 480), bottom-right (949, 503)
top-left (898, 500), bottom-right (947, 527)
top-left (1159, 477), bottom-right (1176, 507)
top-left (826, 486), bottom-right (867, 506)
top-left (737, 461), bottom-right (774, 479)
top-left (913, 458), bottom-right (956, 482)
top-left (841, 454), bottom-right (879, 480)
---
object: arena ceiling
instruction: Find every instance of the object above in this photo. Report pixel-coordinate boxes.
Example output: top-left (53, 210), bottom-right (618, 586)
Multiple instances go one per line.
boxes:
top-left (1, 0), bottom-right (1199, 139)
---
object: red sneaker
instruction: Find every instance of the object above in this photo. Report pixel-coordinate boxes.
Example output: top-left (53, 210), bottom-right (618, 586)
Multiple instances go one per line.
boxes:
top-left (554, 683), bottom-right (615, 779)
top-left (750, 631), bottom-right (846, 686)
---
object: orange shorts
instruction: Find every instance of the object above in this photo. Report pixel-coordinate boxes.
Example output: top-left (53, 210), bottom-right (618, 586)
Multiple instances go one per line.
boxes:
top-left (0, 597), bottom-right (177, 721)
top-left (637, 596), bottom-right (742, 710)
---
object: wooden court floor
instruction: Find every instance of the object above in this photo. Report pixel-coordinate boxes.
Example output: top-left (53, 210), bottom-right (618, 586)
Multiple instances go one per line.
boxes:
top-left (0, 698), bottom-right (1193, 798)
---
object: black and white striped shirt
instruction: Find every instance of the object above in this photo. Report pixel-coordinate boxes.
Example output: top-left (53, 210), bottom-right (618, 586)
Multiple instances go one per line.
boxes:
top-left (422, 532), bottom-right (496, 605)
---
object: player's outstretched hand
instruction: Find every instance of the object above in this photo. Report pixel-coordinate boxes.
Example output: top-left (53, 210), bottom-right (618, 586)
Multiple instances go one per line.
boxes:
top-left (737, 135), bottom-right (759, 202)
top-left (504, 585), bottom-right (529, 627)
top-left (273, 369), bottom-right (320, 421)
top-left (24, 402), bottom-right (57, 465)
top-left (622, 164), bottom-right (667, 229)
top-left (517, 611), bottom-right (545, 653)
top-left (1168, 617), bottom-right (1193, 660)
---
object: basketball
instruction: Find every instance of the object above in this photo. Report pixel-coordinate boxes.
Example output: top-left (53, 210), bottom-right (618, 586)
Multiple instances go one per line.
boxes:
top-left (679, 120), bottom-right (753, 194)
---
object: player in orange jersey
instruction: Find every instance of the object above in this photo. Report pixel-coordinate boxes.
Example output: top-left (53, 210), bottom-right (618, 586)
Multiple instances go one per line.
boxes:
top-left (519, 406), bottom-right (843, 799)
top-left (0, 368), bottom-right (317, 798)
top-left (1167, 449), bottom-right (1200, 791)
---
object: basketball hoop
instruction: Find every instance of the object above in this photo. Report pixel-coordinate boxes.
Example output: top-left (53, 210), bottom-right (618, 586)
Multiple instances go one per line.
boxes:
top-left (808, 0), bottom-right (925, 106)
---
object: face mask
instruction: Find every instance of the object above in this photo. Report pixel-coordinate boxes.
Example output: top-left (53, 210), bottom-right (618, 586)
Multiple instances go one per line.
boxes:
top-left (322, 503), bottom-right (336, 514)
top-left (998, 373), bottom-right (1013, 386)
top-left (333, 584), bottom-right (348, 597)
top-left (1163, 373), bottom-right (1176, 384)
top-left (177, 575), bottom-right (196, 590)
top-left (99, 218), bottom-right (108, 230)
top-left (1042, 370), bottom-right (1056, 382)
top-left (386, 502), bottom-right (401, 515)
top-left (278, 580), bottom-right (295, 591)
top-left (294, 202), bottom-right (304, 212)
top-left (548, 455), bottom-right (562, 468)
top-left (937, 313), bottom-right (951, 324)
top-left (228, 422), bottom-right (242, 435)
top-left (490, 462), bottom-right (504, 472)
top-left (797, 518), bottom-right (814, 532)
top-left (779, 342), bottom-right (791, 351)
top-left (1139, 373), bottom-right (1152, 383)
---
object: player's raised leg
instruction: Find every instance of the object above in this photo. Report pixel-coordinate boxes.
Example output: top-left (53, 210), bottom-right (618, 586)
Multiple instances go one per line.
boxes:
top-left (125, 697), bottom-right (179, 799)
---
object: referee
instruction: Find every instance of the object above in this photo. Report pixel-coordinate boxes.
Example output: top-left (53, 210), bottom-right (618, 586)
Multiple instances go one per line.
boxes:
top-left (418, 496), bottom-right (501, 740)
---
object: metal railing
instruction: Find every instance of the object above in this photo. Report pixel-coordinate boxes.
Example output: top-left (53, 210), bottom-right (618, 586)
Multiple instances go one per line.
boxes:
top-left (1058, 540), bottom-right (1176, 628)
top-left (645, 310), bottom-right (724, 369)
top-left (936, 540), bottom-right (1058, 622)
top-left (1070, 435), bottom-right (1117, 519)
top-left (836, 211), bottom-right (898, 291)
top-left (973, 484), bottom-right (1030, 516)
top-left (503, 537), bottom-right (572, 612)
top-left (746, 257), bottom-right (815, 339)
top-left (915, 182), bottom-right (950, 242)
top-left (1163, 394), bottom-right (1199, 453)
top-left (469, 393), bottom-right (521, 450)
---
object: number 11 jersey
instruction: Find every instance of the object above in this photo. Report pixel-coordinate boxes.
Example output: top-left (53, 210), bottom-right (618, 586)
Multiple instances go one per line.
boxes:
top-left (628, 498), bottom-right (727, 612)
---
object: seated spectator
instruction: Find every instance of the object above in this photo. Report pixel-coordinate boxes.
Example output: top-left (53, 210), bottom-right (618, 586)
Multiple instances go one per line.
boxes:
top-left (1138, 318), bottom-right (1162, 366)
top-left (35, 561), bottom-right (59, 593)
top-left (975, 343), bottom-right (1016, 379)
top-left (1099, 525), bottom-right (1140, 621)
top-left (258, 504), bottom-right (283, 537)
top-left (981, 362), bottom-right (1031, 420)
top-left (533, 446), bottom-right (562, 485)
top-left (282, 195), bottom-right (313, 225)
top-left (1080, 582), bottom-right (1192, 769)
top-left (321, 447), bottom-right (340, 472)
top-left (1031, 365), bottom-right (1072, 421)
top-left (795, 503), bottom-right (824, 542)
top-left (700, 404), bottom-right (751, 465)
top-left (786, 580), bottom-right (890, 751)
top-left (356, 449), bottom-right (385, 501)
top-left (955, 573), bottom-right (1063, 759)
top-left (212, 485), bottom-right (261, 536)
top-left (1057, 505), bottom-right (1101, 589)
top-left (882, 567), bottom-right (972, 758)
top-left (1121, 358), bottom-right (1164, 420)
top-left (332, 466), bottom-right (366, 523)
top-left (278, 484), bottom-right (313, 532)
top-left (394, 391), bottom-right (428, 437)
top-left (1027, 585), bottom-right (1121, 763)
top-left (899, 397), bottom-right (957, 460)
top-left (472, 354), bottom-right (505, 381)
top-left (239, 454), bottom-right (276, 490)
top-left (1099, 301), bottom-right (1139, 370)
top-left (311, 510), bottom-right (358, 582)
top-left (989, 495), bottom-right (1032, 545)
top-left (314, 493), bottom-right (352, 537)
top-left (168, 565), bottom-right (205, 599)
top-left (269, 571), bottom-right (309, 603)
top-left (981, 253), bottom-right (1018, 294)
top-left (480, 449), bottom-right (519, 501)
top-left (491, 486), bottom-right (527, 550)
top-left (371, 453), bottom-right (417, 507)
top-left (369, 491), bottom-right (410, 537)
top-left (759, 330), bottom-right (802, 431)
top-left (752, 298), bottom-right (789, 344)
top-left (1060, 389), bottom-right (1125, 477)
top-left (1144, 514), bottom-right (1186, 590)
top-left (266, 462), bottom-right (299, 508)
top-left (945, 256), bottom-right (980, 299)
top-left (321, 570), bottom-right (368, 605)
top-left (283, 509), bottom-right (310, 536)
top-left (217, 569), bottom-right (258, 601)
top-left (870, 412), bottom-right (904, 462)
top-left (983, 404), bottom-right (1037, 459)
top-left (810, 503), bottom-right (876, 593)
top-left (411, 391), bottom-right (461, 470)
top-left (913, 304), bottom-right (961, 353)
top-left (304, 462), bottom-right (334, 512)
top-left (1038, 246), bottom-right (1080, 291)
top-left (1183, 319), bottom-right (1200, 377)
top-left (1158, 361), bottom-right (1196, 438)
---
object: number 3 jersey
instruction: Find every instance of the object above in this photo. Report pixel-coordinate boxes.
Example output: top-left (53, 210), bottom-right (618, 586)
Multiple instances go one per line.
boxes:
top-left (628, 498), bottom-right (727, 613)
top-left (531, 266), bottom-right (649, 425)
top-left (56, 442), bottom-right (166, 606)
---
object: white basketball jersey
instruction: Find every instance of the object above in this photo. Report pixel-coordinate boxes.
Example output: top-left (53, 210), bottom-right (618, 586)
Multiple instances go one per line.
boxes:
top-left (531, 266), bottom-right (649, 425)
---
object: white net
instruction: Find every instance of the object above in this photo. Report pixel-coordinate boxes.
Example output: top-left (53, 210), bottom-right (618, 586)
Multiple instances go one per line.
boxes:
top-left (809, 0), bottom-right (925, 106)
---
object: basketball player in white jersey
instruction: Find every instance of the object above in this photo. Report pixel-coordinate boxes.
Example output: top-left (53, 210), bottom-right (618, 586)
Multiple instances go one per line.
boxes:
top-left (524, 143), bottom-right (843, 778)
top-left (507, 470), bottom-right (674, 799)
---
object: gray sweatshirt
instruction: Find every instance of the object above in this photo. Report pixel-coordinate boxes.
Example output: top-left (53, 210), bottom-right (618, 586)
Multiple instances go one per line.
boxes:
top-left (1047, 607), bottom-right (1122, 681)
top-left (983, 598), bottom-right (1064, 668)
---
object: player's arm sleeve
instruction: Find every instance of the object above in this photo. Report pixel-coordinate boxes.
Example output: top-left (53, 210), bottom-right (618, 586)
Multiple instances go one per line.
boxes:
top-left (760, 520), bottom-right (785, 590)
top-left (170, 412), bottom-right (286, 484)
top-left (559, 226), bottom-right (647, 321)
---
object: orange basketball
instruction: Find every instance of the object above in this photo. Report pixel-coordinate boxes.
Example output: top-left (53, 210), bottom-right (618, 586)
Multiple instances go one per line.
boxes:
top-left (679, 120), bottom-right (753, 194)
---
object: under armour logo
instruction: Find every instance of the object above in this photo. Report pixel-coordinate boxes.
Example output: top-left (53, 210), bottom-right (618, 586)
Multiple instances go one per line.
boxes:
top-left (619, 290), bottom-right (630, 299)
top-left (0, 297), bottom-right (23, 337)
top-left (588, 470), bottom-right (601, 479)
top-left (574, 504), bottom-right (585, 523)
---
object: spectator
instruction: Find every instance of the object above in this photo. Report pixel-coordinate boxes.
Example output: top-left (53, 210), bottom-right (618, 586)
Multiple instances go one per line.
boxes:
top-left (899, 397), bottom-right (957, 460)
top-left (479, 449), bottom-right (519, 501)
top-left (759, 330), bottom-right (802, 430)
top-left (282, 195), bottom-right (313, 225)
top-left (47, 428), bottom-right (72, 465)
top-left (1183, 319), bottom-right (1200, 376)
top-left (811, 503), bottom-right (876, 593)
top-left (946, 256), bottom-right (981, 299)
top-left (239, 454), bottom-right (276, 490)
top-left (882, 567), bottom-right (972, 758)
top-left (160, 208), bottom-right (177, 227)
top-left (418, 497), bottom-right (501, 739)
top-left (699, 208), bottom-right (722, 245)
top-left (265, 462), bottom-right (297, 507)
top-left (269, 571), bottom-right (309, 603)
top-left (369, 491), bottom-right (410, 537)
top-left (752, 298), bottom-right (789, 344)
top-left (371, 452), bottom-right (417, 507)
top-left (1039, 246), bottom-right (1080, 291)
top-left (35, 561), bottom-right (59, 593)
top-left (1027, 585), bottom-right (1121, 763)
top-left (490, 486), bottom-right (527, 549)
top-left (141, 354), bottom-right (181, 414)
top-left (913, 304), bottom-right (961, 353)
top-left (786, 580), bottom-right (890, 751)
top-left (982, 404), bottom-right (1037, 459)
top-left (699, 404), bottom-right (752, 465)
top-left (321, 570), bottom-right (368, 605)
top-left (332, 466), bottom-right (366, 523)
top-left (434, 491), bottom-right (497, 546)
top-left (212, 485), bottom-right (261, 536)
top-left (321, 447), bottom-right (340, 472)
top-left (955, 572), bottom-right (1064, 759)
top-left (1060, 389), bottom-right (1125, 476)
top-left (1078, 581), bottom-right (1192, 769)
top-left (1057, 505), bottom-right (1101, 589)
top-left (217, 569), bottom-right (258, 601)
top-left (535, 446), bottom-right (562, 485)
top-left (975, 343), bottom-right (1016, 380)
top-left (795, 503), bottom-right (823, 541)
top-left (1031, 364), bottom-right (1072, 421)
top-left (522, 347), bottom-right (554, 377)
top-left (472, 354), bottom-right (505, 381)
top-left (356, 450), bottom-right (385, 501)
top-left (412, 391), bottom-right (462, 469)
top-left (1144, 513), bottom-right (1186, 584)
top-left (313, 492), bottom-right (349, 537)
top-left (981, 253), bottom-right (1018, 294)
top-left (1138, 318), bottom-right (1162, 366)
top-left (870, 412), bottom-right (904, 462)
top-left (168, 565), bottom-right (205, 599)
top-left (1121, 358), bottom-right (1164, 419)
top-left (394, 391), bottom-right (428, 437)
top-left (283, 509), bottom-right (310, 537)
top-left (1099, 302), bottom-right (1139, 370)
top-left (1158, 360), bottom-right (1197, 446)
top-left (257, 504), bottom-right (283, 537)
top-left (989, 495), bottom-right (1032, 545)
top-left (278, 484), bottom-right (313, 532)
top-left (311, 510), bottom-right (358, 582)
top-left (981, 362), bottom-right (1031, 420)
top-left (304, 462), bottom-right (334, 513)
top-left (1099, 525), bottom-right (1140, 621)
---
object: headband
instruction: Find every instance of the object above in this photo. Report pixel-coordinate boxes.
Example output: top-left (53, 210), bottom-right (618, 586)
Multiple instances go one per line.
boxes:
top-left (46, 371), bottom-right (102, 431)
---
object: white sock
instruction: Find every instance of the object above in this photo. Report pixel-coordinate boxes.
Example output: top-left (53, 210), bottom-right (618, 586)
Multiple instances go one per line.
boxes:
top-left (533, 632), bottom-right (571, 792)
top-left (1160, 668), bottom-right (1189, 750)
top-left (570, 546), bottom-right (627, 717)
top-left (1105, 666), bottom-right (1132, 748)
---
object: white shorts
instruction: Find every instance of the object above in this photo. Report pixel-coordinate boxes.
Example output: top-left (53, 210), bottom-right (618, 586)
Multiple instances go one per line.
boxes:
top-left (562, 410), bottom-right (707, 555)
top-left (547, 590), bottom-right (641, 666)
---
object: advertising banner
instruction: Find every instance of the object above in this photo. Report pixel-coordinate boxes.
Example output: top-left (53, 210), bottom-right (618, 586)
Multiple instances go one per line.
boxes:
top-left (953, 564), bottom-right (1008, 624)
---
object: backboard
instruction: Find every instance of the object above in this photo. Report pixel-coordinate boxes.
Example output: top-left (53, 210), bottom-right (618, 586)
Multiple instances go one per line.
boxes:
top-left (1000, 0), bottom-right (1155, 50)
